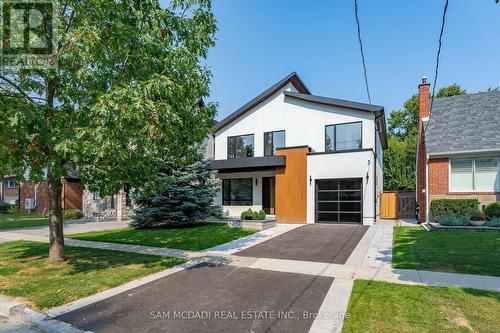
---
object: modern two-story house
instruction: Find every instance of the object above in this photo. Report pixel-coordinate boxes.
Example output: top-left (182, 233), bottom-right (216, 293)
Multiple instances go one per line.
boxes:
top-left (212, 72), bottom-right (387, 225)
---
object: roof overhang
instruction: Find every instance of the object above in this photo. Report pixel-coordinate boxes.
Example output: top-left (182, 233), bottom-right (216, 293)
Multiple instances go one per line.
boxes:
top-left (428, 148), bottom-right (500, 158)
top-left (211, 156), bottom-right (286, 173)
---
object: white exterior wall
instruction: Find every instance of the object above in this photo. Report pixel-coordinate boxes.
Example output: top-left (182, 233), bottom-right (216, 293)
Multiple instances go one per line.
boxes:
top-left (375, 131), bottom-right (384, 219)
top-left (214, 84), bottom-right (375, 159)
top-left (214, 170), bottom-right (275, 217)
top-left (307, 150), bottom-right (376, 225)
top-left (214, 83), bottom-right (382, 225)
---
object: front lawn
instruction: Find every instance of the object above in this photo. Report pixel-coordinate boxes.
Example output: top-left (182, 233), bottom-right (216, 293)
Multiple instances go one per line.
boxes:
top-left (0, 214), bottom-right (48, 230)
top-left (68, 223), bottom-right (258, 251)
top-left (343, 280), bottom-right (500, 333)
top-left (0, 241), bottom-right (185, 311)
top-left (393, 226), bottom-right (500, 276)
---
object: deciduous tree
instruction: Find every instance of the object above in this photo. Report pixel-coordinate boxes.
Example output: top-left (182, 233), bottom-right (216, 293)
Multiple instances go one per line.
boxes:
top-left (0, 0), bottom-right (217, 261)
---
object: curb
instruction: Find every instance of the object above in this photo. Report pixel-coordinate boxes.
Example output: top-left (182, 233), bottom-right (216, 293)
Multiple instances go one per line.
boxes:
top-left (0, 296), bottom-right (25, 318)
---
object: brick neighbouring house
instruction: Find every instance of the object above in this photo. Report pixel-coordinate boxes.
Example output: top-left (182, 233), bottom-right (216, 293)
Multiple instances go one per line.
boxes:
top-left (416, 78), bottom-right (500, 222)
top-left (1, 176), bottom-right (19, 204)
top-left (20, 169), bottom-right (84, 216)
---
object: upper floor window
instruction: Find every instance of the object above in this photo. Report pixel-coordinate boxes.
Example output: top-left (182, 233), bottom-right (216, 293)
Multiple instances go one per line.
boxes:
top-left (450, 157), bottom-right (499, 192)
top-left (264, 130), bottom-right (285, 156)
top-left (325, 122), bottom-right (362, 152)
top-left (227, 134), bottom-right (254, 159)
top-left (4, 180), bottom-right (19, 189)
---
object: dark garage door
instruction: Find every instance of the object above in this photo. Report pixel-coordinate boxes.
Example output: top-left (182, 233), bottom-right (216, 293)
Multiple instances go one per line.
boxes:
top-left (316, 178), bottom-right (363, 224)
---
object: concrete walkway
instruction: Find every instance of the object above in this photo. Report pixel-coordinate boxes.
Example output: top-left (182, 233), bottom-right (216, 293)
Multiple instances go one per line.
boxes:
top-left (2, 220), bottom-right (128, 237)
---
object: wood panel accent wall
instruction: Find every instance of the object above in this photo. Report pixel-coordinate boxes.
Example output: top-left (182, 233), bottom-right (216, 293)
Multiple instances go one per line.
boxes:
top-left (275, 147), bottom-right (309, 223)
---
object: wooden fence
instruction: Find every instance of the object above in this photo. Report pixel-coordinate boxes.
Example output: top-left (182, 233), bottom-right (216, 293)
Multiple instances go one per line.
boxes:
top-left (380, 191), bottom-right (416, 219)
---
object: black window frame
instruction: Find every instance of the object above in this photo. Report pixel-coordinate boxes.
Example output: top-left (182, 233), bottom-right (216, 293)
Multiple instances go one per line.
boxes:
top-left (325, 121), bottom-right (363, 153)
top-left (222, 178), bottom-right (253, 206)
top-left (315, 178), bottom-right (363, 224)
top-left (264, 130), bottom-right (286, 156)
top-left (227, 134), bottom-right (255, 159)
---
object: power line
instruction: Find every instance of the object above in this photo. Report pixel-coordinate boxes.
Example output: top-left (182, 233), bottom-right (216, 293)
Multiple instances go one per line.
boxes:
top-left (430, 0), bottom-right (449, 113)
top-left (354, 0), bottom-right (371, 104)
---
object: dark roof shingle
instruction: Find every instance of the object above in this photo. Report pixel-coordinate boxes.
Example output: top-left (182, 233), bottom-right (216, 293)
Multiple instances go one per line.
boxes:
top-left (425, 91), bottom-right (500, 156)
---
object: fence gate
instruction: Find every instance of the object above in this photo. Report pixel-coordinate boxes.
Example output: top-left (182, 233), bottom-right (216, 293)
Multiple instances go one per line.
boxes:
top-left (380, 191), bottom-right (416, 219)
top-left (397, 191), bottom-right (416, 219)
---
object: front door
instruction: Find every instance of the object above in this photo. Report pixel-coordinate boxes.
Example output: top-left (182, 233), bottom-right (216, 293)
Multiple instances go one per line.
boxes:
top-left (262, 177), bottom-right (276, 215)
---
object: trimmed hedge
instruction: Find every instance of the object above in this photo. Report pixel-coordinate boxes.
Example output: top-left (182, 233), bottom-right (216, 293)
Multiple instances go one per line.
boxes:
top-left (63, 210), bottom-right (84, 220)
top-left (240, 209), bottom-right (266, 221)
top-left (485, 202), bottom-right (500, 219)
top-left (0, 203), bottom-right (12, 214)
top-left (430, 199), bottom-right (479, 218)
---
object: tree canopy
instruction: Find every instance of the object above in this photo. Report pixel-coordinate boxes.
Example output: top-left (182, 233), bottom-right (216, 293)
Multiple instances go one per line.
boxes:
top-left (0, 0), bottom-right (217, 260)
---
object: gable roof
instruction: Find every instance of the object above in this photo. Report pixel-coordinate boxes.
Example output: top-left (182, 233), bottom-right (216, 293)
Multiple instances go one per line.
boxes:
top-left (213, 72), bottom-right (387, 149)
top-left (425, 91), bottom-right (500, 156)
top-left (213, 72), bottom-right (310, 132)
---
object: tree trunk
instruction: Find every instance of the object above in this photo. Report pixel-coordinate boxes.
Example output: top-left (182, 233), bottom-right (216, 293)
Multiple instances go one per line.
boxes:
top-left (47, 175), bottom-right (66, 262)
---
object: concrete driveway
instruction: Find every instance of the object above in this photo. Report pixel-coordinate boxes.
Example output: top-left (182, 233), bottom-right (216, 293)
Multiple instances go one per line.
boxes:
top-left (56, 264), bottom-right (333, 333)
top-left (235, 224), bottom-right (368, 264)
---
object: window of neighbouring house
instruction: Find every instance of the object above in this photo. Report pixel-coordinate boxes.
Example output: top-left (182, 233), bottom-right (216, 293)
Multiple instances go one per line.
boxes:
top-left (474, 157), bottom-right (499, 191)
top-left (222, 178), bottom-right (253, 206)
top-left (325, 122), bottom-right (362, 152)
top-left (4, 180), bottom-right (19, 189)
top-left (450, 157), bottom-right (500, 192)
top-left (93, 191), bottom-right (100, 200)
top-left (264, 130), bottom-right (285, 156)
top-left (227, 134), bottom-right (254, 159)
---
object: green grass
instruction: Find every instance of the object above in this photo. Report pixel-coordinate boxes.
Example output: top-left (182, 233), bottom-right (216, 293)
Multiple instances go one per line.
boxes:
top-left (343, 280), bottom-right (500, 333)
top-left (68, 223), bottom-right (258, 251)
top-left (0, 241), bottom-right (185, 311)
top-left (0, 214), bottom-right (49, 230)
top-left (393, 226), bottom-right (500, 276)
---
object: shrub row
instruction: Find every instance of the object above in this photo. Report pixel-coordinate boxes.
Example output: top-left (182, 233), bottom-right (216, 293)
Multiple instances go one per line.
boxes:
top-left (430, 199), bottom-right (479, 218)
top-left (240, 209), bottom-right (266, 221)
top-left (63, 210), bottom-right (84, 220)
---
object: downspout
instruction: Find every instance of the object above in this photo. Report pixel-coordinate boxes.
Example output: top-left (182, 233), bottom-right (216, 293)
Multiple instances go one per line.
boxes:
top-left (425, 154), bottom-right (429, 223)
top-left (374, 112), bottom-right (383, 225)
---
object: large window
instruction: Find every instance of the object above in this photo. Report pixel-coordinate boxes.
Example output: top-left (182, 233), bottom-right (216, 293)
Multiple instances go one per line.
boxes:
top-left (227, 134), bottom-right (254, 159)
top-left (450, 157), bottom-right (500, 192)
top-left (4, 180), bottom-right (19, 189)
top-left (325, 122), bottom-right (362, 152)
top-left (222, 178), bottom-right (253, 206)
top-left (264, 130), bottom-right (285, 156)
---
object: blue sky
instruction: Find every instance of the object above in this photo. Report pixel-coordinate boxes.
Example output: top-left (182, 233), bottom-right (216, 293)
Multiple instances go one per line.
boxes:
top-left (168, 1), bottom-right (500, 120)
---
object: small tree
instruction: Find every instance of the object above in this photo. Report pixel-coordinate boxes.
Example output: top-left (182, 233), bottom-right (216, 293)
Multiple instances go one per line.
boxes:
top-left (131, 152), bottom-right (222, 228)
top-left (0, 0), bottom-right (216, 261)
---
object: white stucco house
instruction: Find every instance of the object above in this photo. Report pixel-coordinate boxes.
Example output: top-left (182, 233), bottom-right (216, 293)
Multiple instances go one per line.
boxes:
top-left (211, 72), bottom-right (387, 225)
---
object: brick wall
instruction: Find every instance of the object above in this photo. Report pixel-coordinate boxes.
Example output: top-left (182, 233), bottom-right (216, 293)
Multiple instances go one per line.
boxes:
top-left (20, 180), bottom-right (83, 215)
top-left (428, 158), bottom-right (448, 195)
top-left (416, 80), bottom-right (430, 222)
